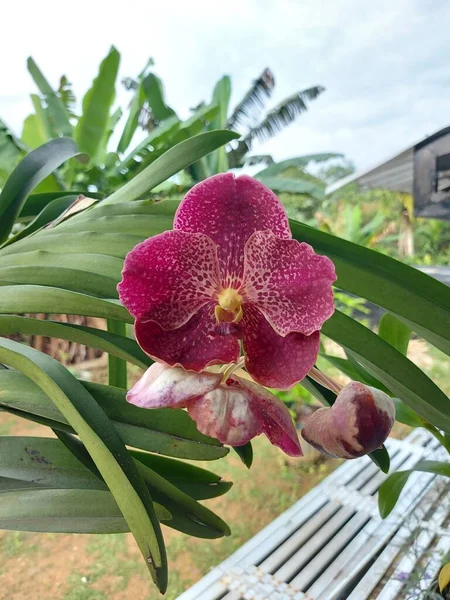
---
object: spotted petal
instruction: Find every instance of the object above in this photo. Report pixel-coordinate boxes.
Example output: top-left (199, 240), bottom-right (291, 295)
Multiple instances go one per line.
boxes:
top-left (118, 230), bottom-right (220, 329)
top-left (127, 363), bottom-right (222, 409)
top-left (242, 230), bottom-right (336, 336)
top-left (135, 304), bottom-right (240, 371)
top-left (242, 306), bottom-right (320, 388)
top-left (187, 375), bottom-right (302, 456)
top-left (174, 173), bottom-right (291, 286)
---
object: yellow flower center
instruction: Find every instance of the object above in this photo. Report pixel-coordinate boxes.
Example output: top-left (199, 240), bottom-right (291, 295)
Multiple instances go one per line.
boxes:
top-left (215, 288), bottom-right (243, 324)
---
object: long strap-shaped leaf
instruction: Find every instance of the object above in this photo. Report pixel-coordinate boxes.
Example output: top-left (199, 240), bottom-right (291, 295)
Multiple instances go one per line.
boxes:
top-left (74, 46), bottom-right (120, 160)
top-left (0, 338), bottom-right (167, 591)
top-left (0, 138), bottom-right (80, 244)
top-left (0, 266), bottom-right (118, 297)
top-left (0, 285), bottom-right (131, 321)
top-left (0, 370), bottom-right (227, 460)
top-left (104, 131), bottom-right (239, 205)
top-left (0, 316), bottom-right (149, 369)
top-left (0, 251), bottom-right (123, 278)
top-left (290, 221), bottom-right (450, 355)
top-left (322, 311), bottom-right (450, 433)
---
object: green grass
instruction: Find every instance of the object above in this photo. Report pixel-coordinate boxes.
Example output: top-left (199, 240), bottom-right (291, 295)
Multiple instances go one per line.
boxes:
top-left (0, 532), bottom-right (40, 558)
top-left (63, 574), bottom-right (107, 600)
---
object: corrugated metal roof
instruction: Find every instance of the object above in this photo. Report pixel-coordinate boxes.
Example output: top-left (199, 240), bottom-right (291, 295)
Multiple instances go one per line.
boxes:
top-left (325, 124), bottom-right (450, 196)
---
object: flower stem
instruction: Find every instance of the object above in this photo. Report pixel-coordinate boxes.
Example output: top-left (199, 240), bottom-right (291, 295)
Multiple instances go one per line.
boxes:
top-left (423, 423), bottom-right (450, 455)
top-left (307, 367), bottom-right (343, 395)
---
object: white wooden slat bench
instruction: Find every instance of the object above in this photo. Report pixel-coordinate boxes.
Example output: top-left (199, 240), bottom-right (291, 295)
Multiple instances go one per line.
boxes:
top-left (177, 430), bottom-right (449, 600)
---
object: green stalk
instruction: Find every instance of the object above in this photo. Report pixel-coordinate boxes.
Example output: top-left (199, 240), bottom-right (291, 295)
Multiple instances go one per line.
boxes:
top-left (107, 319), bottom-right (127, 388)
top-left (424, 423), bottom-right (450, 455)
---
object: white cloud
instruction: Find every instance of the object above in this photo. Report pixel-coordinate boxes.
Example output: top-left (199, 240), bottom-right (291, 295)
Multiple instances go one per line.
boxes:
top-left (1, 0), bottom-right (449, 169)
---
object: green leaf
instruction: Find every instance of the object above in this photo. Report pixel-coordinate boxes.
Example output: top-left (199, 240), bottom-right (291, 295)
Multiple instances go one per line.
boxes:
top-left (0, 251), bottom-right (123, 280)
top-left (322, 311), bottom-right (450, 433)
top-left (0, 119), bottom-right (25, 186)
top-left (0, 232), bottom-right (144, 259)
top-left (378, 313), bottom-right (411, 355)
top-left (208, 75), bottom-right (232, 174)
top-left (301, 376), bottom-right (336, 406)
top-left (134, 460), bottom-right (230, 537)
top-left (0, 436), bottom-right (104, 490)
top-left (344, 353), bottom-right (391, 393)
top-left (321, 355), bottom-right (361, 382)
top-left (255, 154), bottom-right (343, 178)
top-left (0, 316), bottom-right (150, 369)
top-left (18, 191), bottom-right (103, 221)
top-left (378, 460), bottom-right (450, 518)
top-left (107, 319), bottom-right (128, 388)
top-left (22, 113), bottom-right (47, 150)
top-left (256, 176), bottom-right (325, 200)
top-left (393, 398), bottom-right (426, 427)
top-left (0, 338), bottom-right (167, 590)
top-left (97, 107), bottom-right (123, 164)
top-left (105, 130), bottom-right (239, 205)
top-left (0, 370), bottom-right (228, 460)
top-left (232, 442), bottom-right (253, 469)
top-left (290, 221), bottom-right (450, 356)
top-left (49, 213), bottom-right (171, 237)
top-left (130, 451), bottom-right (232, 500)
top-left (74, 46), bottom-right (120, 160)
top-left (0, 488), bottom-right (169, 534)
top-left (141, 72), bottom-right (177, 122)
top-left (117, 83), bottom-right (146, 153)
top-left (117, 116), bottom-right (180, 173)
top-left (0, 138), bottom-right (80, 244)
top-left (0, 285), bottom-right (131, 321)
top-left (0, 266), bottom-right (118, 297)
top-left (26, 57), bottom-right (72, 137)
top-left (51, 432), bottom-right (230, 538)
top-left (1, 195), bottom-right (78, 246)
top-left (369, 446), bottom-right (390, 474)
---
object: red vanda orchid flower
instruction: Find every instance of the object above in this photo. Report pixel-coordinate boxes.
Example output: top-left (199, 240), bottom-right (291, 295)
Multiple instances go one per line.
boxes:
top-left (118, 174), bottom-right (337, 455)
top-left (118, 173), bottom-right (336, 388)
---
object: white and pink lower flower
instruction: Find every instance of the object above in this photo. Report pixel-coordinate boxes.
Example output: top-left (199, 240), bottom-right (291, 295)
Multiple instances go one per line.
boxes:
top-left (127, 362), bottom-right (302, 457)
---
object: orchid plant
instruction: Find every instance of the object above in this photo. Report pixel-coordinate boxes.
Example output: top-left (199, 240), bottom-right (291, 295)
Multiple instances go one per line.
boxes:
top-left (0, 135), bottom-right (449, 594)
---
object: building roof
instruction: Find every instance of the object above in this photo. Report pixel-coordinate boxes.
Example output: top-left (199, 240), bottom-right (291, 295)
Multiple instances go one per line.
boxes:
top-left (325, 124), bottom-right (450, 196)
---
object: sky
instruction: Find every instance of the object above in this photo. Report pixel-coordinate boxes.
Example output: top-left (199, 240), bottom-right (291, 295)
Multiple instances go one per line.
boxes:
top-left (1, 0), bottom-right (449, 171)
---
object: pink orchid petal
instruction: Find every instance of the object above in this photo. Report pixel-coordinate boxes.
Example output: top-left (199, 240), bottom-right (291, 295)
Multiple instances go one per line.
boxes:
top-left (242, 230), bottom-right (336, 336)
top-left (242, 306), bottom-right (320, 388)
top-left (174, 173), bottom-right (291, 285)
top-left (127, 363), bottom-right (222, 409)
top-left (301, 407), bottom-right (353, 458)
top-left (135, 303), bottom-right (240, 371)
top-left (117, 230), bottom-right (220, 328)
top-left (186, 384), bottom-right (263, 447)
top-left (330, 382), bottom-right (395, 457)
top-left (232, 376), bottom-right (302, 456)
top-left (301, 382), bottom-right (395, 458)
top-left (186, 375), bottom-right (301, 456)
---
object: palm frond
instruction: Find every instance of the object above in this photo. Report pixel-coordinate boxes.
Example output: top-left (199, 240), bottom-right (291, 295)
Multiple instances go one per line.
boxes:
top-left (243, 154), bottom-right (275, 167)
top-left (122, 77), bottom-right (139, 91)
top-left (243, 85), bottom-right (325, 148)
top-left (57, 76), bottom-right (77, 118)
top-left (227, 68), bottom-right (275, 129)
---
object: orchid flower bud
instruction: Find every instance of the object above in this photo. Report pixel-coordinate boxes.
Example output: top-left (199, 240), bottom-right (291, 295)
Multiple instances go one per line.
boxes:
top-left (301, 381), bottom-right (395, 458)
